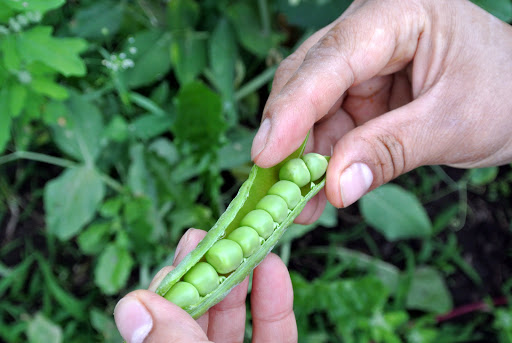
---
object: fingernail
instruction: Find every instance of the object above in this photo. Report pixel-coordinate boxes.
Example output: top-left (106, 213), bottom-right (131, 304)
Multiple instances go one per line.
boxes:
top-left (339, 163), bottom-right (373, 207)
top-left (114, 297), bottom-right (153, 343)
top-left (173, 229), bottom-right (191, 264)
top-left (251, 118), bottom-right (271, 160)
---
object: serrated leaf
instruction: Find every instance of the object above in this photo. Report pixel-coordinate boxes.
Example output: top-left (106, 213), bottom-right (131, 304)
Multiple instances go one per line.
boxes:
top-left (122, 31), bottom-right (172, 88)
top-left (468, 166), bottom-right (499, 186)
top-left (173, 81), bottom-right (225, 154)
top-left (70, 1), bottom-right (124, 39)
top-left (406, 266), bottom-right (453, 314)
top-left (51, 93), bottom-right (104, 163)
top-left (94, 243), bottom-right (134, 295)
top-left (27, 313), bottom-right (62, 343)
top-left (17, 26), bottom-right (87, 77)
top-left (170, 31), bottom-right (207, 85)
top-left (360, 184), bottom-right (432, 241)
top-left (44, 166), bottom-right (105, 240)
top-left (471, 0), bottom-right (512, 22)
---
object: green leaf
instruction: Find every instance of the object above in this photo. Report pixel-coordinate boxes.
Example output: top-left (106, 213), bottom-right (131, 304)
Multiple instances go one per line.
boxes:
top-left (31, 77), bottom-right (68, 100)
top-left (167, 0), bottom-right (199, 31)
top-left (468, 166), bottom-right (499, 186)
top-left (128, 144), bottom-right (157, 198)
top-left (122, 31), bottom-right (172, 88)
top-left (129, 113), bottom-right (173, 140)
top-left (70, 1), bottom-right (124, 39)
top-left (209, 19), bottom-right (236, 97)
top-left (471, 0), bottom-right (512, 22)
top-left (9, 82), bottom-right (27, 117)
top-left (77, 222), bottom-right (111, 255)
top-left (17, 26), bottom-right (87, 77)
top-left (99, 196), bottom-right (124, 218)
top-left (27, 313), bottom-right (62, 343)
top-left (0, 88), bottom-right (12, 153)
top-left (104, 115), bottom-right (128, 142)
top-left (90, 308), bottom-right (123, 343)
top-left (173, 81), bottom-right (225, 153)
top-left (44, 166), bottom-right (105, 240)
top-left (94, 243), bottom-right (134, 295)
top-left (51, 93), bottom-right (104, 163)
top-left (406, 266), bottom-right (453, 314)
top-left (277, 0), bottom-right (352, 29)
top-left (359, 184), bottom-right (432, 241)
top-left (148, 138), bottom-right (179, 165)
top-left (170, 31), bottom-right (207, 85)
top-left (227, 3), bottom-right (284, 58)
top-left (1, 35), bottom-right (21, 70)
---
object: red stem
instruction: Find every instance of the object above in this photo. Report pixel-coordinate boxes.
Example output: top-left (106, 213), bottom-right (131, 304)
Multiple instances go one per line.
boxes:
top-left (436, 297), bottom-right (508, 323)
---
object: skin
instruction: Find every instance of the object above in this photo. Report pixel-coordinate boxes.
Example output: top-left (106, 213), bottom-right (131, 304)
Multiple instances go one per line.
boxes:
top-left (115, 0), bottom-right (512, 341)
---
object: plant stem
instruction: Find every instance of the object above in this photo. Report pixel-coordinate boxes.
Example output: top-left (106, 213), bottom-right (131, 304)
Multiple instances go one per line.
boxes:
top-left (0, 151), bottom-right (125, 193)
top-left (258, 0), bottom-right (271, 36)
top-left (235, 65), bottom-right (277, 101)
top-left (0, 151), bottom-right (76, 168)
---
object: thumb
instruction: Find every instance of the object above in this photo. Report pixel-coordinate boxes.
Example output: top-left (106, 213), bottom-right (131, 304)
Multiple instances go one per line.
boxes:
top-left (114, 290), bottom-right (211, 343)
top-left (326, 98), bottom-right (438, 208)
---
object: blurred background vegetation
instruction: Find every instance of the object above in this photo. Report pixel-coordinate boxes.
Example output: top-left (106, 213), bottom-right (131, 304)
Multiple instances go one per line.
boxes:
top-left (0, 0), bottom-right (511, 342)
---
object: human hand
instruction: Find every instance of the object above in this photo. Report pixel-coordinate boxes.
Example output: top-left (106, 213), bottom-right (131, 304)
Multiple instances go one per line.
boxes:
top-left (251, 0), bottom-right (512, 222)
top-left (114, 229), bottom-right (297, 343)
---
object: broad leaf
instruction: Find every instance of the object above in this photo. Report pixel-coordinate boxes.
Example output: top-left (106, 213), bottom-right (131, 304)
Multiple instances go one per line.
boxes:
top-left (70, 1), bottom-right (124, 39)
top-left (167, 0), bottom-right (199, 31)
top-left (52, 93), bottom-right (104, 163)
top-left (227, 3), bottom-right (284, 57)
top-left (360, 184), bottom-right (432, 241)
top-left (468, 166), bottom-right (499, 186)
top-left (170, 31), bottom-right (207, 85)
top-left (130, 113), bottom-right (173, 140)
top-left (9, 82), bottom-right (27, 117)
top-left (27, 313), bottom-right (62, 343)
top-left (44, 166), bottom-right (105, 240)
top-left (209, 19), bottom-right (236, 98)
top-left (406, 266), bottom-right (453, 314)
top-left (77, 222), bottom-right (111, 255)
top-left (122, 30), bottom-right (172, 88)
top-left (94, 243), bottom-right (134, 295)
top-left (4, 0), bottom-right (65, 13)
top-left (173, 81), bottom-right (225, 154)
top-left (17, 26), bottom-right (87, 77)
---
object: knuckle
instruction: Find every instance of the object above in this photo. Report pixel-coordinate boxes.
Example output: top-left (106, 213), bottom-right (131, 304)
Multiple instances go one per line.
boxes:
top-left (362, 130), bottom-right (406, 183)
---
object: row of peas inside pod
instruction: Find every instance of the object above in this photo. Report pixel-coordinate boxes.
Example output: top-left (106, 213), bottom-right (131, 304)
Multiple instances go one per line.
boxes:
top-left (163, 153), bottom-right (329, 309)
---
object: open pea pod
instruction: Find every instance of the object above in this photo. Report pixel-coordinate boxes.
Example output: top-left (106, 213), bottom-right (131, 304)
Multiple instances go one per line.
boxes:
top-left (155, 135), bottom-right (328, 318)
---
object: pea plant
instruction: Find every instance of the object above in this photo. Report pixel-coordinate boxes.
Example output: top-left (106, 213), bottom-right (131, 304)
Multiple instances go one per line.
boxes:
top-left (0, 0), bottom-right (511, 342)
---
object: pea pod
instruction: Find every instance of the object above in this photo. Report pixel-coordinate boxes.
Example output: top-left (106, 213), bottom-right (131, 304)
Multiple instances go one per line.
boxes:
top-left (155, 135), bottom-right (328, 318)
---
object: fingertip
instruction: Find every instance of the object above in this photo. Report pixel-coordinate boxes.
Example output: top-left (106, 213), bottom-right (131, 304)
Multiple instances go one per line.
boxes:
top-left (148, 266), bottom-right (175, 292)
top-left (173, 228), bottom-right (207, 265)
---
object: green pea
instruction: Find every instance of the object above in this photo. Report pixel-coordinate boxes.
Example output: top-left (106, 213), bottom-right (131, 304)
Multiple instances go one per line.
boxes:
top-left (205, 239), bottom-right (244, 274)
top-left (227, 226), bottom-right (261, 257)
top-left (183, 262), bottom-right (219, 296)
top-left (279, 158), bottom-right (310, 187)
top-left (164, 281), bottom-right (200, 309)
top-left (255, 195), bottom-right (288, 223)
top-left (302, 153), bottom-right (328, 181)
top-left (268, 180), bottom-right (302, 209)
top-left (240, 209), bottom-right (275, 239)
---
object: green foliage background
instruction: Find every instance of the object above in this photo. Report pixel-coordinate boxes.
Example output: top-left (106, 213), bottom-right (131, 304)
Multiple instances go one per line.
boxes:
top-left (0, 0), bottom-right (512, 342)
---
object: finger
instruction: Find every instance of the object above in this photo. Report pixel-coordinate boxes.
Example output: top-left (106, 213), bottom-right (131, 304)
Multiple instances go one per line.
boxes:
top-left (148, 266), bottom-right (175, 292)
top-left (252, 1), bottom-right (426, 167)
top-left (114, 290), bottom-right (211, 343)
top-left (294, 190), bottom-right (327, 225)
top-left (251, 253), bottom-right (297, 343)
top-left (173, 229), bottom-right (208, 265)
top-left (325, 96), bottom-right (438, 208)
top-left (207, 277), bottom-right (249, 342)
